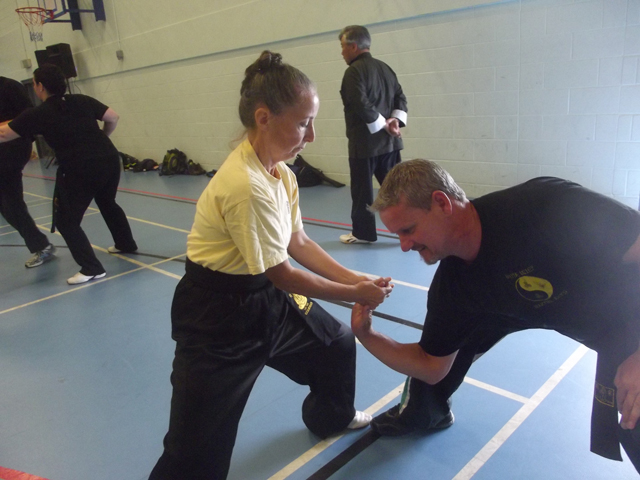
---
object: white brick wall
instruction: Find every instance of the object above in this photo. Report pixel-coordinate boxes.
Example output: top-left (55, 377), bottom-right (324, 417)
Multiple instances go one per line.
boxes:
top-left (0, 0), bottom-right (638, 206)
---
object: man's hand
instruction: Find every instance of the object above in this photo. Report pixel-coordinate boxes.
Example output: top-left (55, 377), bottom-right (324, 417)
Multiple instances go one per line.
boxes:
top-left (615, 349), bottom-right (640, 429)
top-left (384, 117), bottom-right (402, 138)
top-left (351, 303), bottom-right (373, 337)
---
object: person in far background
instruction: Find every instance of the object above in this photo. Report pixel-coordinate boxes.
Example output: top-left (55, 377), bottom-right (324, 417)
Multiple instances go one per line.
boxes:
top-left (0, 64), bottom-right (137, 285)
top-left (338, 25), bottom-right (408, 245)
top-left (0, 76), bottom-right (55, 268)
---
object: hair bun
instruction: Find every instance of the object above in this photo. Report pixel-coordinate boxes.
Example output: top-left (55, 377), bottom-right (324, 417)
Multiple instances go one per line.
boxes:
top-left (238, 50), bottom-right (314, 129)
top-left (257, 50), bottom-right (283, 72)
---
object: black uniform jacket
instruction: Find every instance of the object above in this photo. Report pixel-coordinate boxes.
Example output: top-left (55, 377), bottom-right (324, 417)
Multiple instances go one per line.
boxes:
top-left (340, 52), bottom-right (407, 159)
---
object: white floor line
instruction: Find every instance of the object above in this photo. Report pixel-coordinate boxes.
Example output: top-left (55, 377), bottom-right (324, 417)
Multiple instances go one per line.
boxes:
top-left (452, 344), bottom-right (590, 480)
top-left (123, 215), bottom-right (191, 233)
top-left (23, 192), bottom-right (52, 200)
top-left (24, 200), bottom-right (52, 208)
top-left (463, 376), bottom-right (530, 404)
top-left (15, 192), bottom-right (432, 292)
top-left (19, 192), bottom-right (192, 232)
top-left (99, 247), bottom-right (185, 279)
top-left (0, 253), bottom-right (186, 317)
top-left (268, 382), bottom-right (405, 480)
top-left (351, 269), bottom-right (430, 292)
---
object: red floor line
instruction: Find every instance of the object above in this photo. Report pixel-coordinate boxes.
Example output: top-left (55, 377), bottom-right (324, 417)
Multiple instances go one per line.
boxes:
top-left (23, 173), bottom-right (55, 181)
top-left (117, 187), bottom-right (197, 202)
top-left (0, 466), bottom-right (50, 480)
top-left (23, 174), bottom-right (392, 233)
top-left (24, 173), bottom-right (199, 202)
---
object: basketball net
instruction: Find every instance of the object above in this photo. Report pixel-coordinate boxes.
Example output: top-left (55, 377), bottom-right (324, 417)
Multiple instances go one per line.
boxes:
top-left (15, 7), bottom-right (51, 43)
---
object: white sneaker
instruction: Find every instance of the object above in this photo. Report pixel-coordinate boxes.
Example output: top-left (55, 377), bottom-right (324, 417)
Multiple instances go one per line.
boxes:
top-left (107, 246), bottom-right (137, 254)
top-left (347, 410), bottom-right (372, 430)
top-left (67, 272), bottom-right (106, 285)
top-left (339, 233), bottom-right (373, 244)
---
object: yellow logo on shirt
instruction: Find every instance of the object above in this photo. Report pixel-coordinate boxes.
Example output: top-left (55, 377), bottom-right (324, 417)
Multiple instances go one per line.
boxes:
top-left (515, 275), bottom-right (553, 301)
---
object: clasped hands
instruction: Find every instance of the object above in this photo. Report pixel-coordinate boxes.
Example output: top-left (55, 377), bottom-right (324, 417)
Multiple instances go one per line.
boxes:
top-left (354, 276), bottom-right (393, 310)
top-left (384, 118), bottom-right (402, 138)
top-left (351, 277), bottom-right (393, 336)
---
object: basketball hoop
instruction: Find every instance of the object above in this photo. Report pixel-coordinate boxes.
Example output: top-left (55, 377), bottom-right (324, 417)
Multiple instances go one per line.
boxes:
top-left (16, 7), bottom-right (52, 43)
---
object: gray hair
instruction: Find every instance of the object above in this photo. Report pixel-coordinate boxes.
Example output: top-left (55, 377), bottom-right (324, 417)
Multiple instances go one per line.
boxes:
top-left (371, 159), bottom-right (467, 212)
top-left (239, 50), bottom-right (316, 130)
top-left (339, 25), bottom-right (371, 50)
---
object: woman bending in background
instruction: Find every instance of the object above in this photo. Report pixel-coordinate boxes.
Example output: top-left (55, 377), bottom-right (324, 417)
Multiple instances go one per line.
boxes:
top-left (0, 64), bottom-right (137, 285)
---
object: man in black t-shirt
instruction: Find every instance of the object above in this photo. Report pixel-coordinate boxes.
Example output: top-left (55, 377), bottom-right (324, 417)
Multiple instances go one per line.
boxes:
top-left (0, 76), bottom-right (54, 268)
top-left (351, 159), bottom-right (640, 472)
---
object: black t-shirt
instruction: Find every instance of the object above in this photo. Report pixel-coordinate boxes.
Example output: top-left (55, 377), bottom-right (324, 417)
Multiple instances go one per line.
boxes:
top-left (0, 77), bottom-right (33, 169)
top-left (0, 77), bottom-right (32, 122)
top-left (9, 94), bottom-right (117, 168)
top-left (420, 177), bottom-right (640, 358)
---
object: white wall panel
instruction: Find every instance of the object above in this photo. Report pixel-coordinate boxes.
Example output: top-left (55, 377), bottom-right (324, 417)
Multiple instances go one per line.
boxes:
top-left (1, 0), bottom-right (639, 204)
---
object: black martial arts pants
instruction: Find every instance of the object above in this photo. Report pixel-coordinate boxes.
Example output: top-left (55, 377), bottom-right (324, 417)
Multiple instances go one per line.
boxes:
top-left (149, 262), bottom-right (357, 480)
top-left (0, 168), bottom-right (49, 253)
top-left (395, 331), bottom-right (506, 429)
top-left (54, 156), bottom-right (137, 275)
top-left (398, 334), bottom-right (640, 474)
top-left (348, 150), bottom-right (401, 242)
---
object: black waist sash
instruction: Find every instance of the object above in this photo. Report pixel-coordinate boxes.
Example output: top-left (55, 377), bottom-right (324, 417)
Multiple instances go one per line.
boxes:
top-left (185, 257), bottom-right (270, 292)
top-left (591, 337), bottom-right (638, 462)
top-left (184, 258), bottom-right (341, 346)
top-left (591, 352), bottom-right (622, 460)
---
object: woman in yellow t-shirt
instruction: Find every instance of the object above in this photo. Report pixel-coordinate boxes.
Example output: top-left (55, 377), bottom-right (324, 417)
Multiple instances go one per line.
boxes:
top-left (149, 51), bottom-right (393, 480)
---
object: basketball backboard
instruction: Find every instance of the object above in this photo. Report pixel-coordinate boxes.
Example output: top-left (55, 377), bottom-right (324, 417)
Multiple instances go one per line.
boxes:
top-left (36, 0), bottom-right (105, 30)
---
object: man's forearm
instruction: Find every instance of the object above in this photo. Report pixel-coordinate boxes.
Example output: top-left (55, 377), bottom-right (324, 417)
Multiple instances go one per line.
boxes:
top-left (356, 328), bottom-right (452, 385)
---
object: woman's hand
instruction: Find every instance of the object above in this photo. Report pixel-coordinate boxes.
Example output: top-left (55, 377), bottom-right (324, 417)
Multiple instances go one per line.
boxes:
top-left (353, 277), bottom-right (393, 308)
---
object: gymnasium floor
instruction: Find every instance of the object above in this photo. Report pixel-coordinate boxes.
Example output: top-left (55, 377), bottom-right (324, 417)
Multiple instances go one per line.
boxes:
top-left (0, 158), bottom-right (637, 480)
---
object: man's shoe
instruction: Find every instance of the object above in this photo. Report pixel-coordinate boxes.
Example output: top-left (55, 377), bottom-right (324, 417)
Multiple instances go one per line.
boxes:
top-left (67, 272), bottom-right (106, 285)
top-left (25, 244), bottom-right (56, 268)
top-left (107, 246), bottom-right (137, 254)
top-left (340, 233), bottom-right (373, 244)
top-left (347, 410), bottom-right (372, 430)
top-left (370, 404), bottom-right (454, 437)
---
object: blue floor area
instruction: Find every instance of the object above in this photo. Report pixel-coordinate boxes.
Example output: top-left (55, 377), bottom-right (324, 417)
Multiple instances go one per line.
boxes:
top-left (0, 159), bottom-right (637, 479)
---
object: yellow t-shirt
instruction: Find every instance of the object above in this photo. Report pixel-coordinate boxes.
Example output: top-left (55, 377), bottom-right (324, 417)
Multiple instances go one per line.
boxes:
top-left (187, 139), bottom-right (303, 275)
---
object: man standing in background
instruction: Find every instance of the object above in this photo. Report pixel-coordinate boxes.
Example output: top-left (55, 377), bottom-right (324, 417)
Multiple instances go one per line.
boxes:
top-left (0, 76), bottom-right (55, 268)
top-left (338, 25), bottom-right (408, 244)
